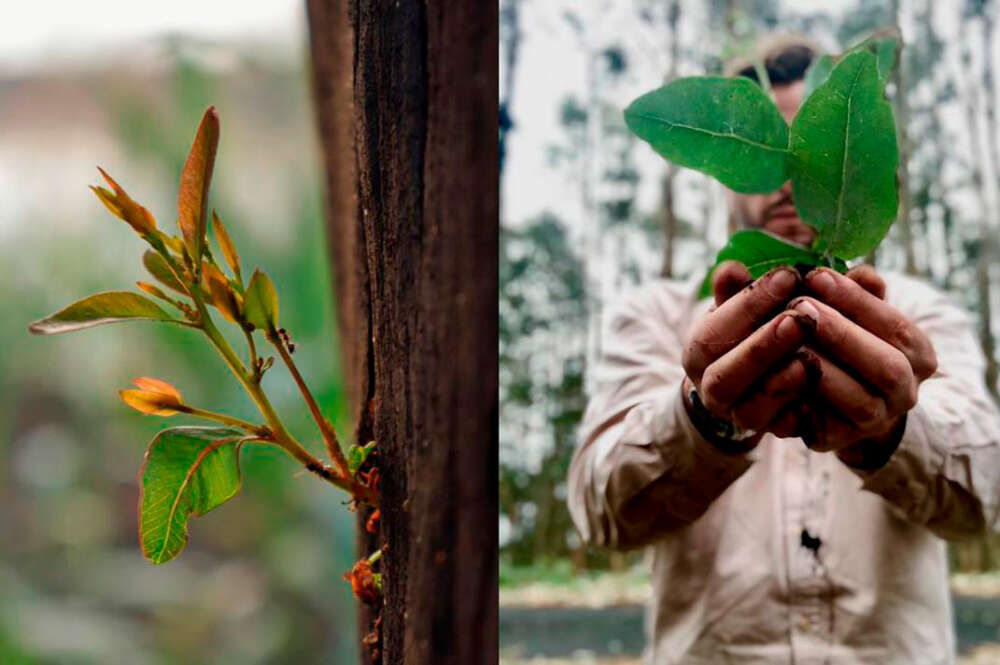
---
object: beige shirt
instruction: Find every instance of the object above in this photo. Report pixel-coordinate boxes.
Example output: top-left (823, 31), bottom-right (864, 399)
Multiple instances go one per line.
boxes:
top-left (567, 271), bottom-right (1000, 665)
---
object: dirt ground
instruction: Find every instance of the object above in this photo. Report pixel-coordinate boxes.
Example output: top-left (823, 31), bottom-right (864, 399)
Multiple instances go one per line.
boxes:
top-left (500, 643), bottom-right (1000, 665)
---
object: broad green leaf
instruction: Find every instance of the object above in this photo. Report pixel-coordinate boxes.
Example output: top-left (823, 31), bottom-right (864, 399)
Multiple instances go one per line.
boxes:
top-left (178, 107), bottom-right (220, 262)
top-left (348, 441), bottom-right (377, 474)
top-left (624, 77), bottom-right (789, 193)
top-left (143, 250), bottom-right (188, 295)
top-left (699, 229), bottom-right (841, 298)
top-left (139, 426), bottom-right (246, 564)
top-left (803, 54), bottom-right (835, 97)
top-left (243, 269), bottom-right (279, 332)
top-left (29, 291), bottom-right (188, 335)
top-left (788, 50), bottom-right (898, 260)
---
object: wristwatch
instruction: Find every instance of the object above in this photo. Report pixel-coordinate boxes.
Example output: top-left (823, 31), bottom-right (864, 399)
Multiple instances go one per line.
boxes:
top-left (685, 383), bottom-right (759, 454)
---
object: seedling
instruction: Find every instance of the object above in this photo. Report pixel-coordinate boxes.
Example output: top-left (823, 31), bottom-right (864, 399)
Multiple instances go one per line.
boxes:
top-left (624, 33), bottom-right (901, 294)
top-left (29, 108), bottom-right (382, 584)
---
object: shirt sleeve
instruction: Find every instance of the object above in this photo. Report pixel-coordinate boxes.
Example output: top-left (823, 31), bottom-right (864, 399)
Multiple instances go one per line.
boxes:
top-left (845, 278), bottom-right (1000, 540)
top-left (567, 283), bottom-right (753, 551)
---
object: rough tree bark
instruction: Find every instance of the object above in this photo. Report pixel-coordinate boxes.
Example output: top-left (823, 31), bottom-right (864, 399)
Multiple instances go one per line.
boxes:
top-left (306, 2), bottom-right (498, 664)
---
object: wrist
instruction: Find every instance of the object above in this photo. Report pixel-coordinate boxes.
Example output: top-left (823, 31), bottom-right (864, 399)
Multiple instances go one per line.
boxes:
top-left (837, 414), bottom-right (907, 470)
top-left (682, 378), bottom-right (759, 455)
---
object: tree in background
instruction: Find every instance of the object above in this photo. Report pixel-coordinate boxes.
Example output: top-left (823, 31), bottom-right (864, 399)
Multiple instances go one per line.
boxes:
top-left (500, 216), bottom-right (590, 566)
top-left (307, 2), bottom-right (496, 663)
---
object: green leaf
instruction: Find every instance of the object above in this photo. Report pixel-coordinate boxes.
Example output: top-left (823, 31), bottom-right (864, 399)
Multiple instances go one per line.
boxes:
top-left (873, 37), bottom-right (898, 84)
top-left (848, 28), bottom-right (900, 85)
top-left (139, 426), bottom-right (247, 564)
top-left (803, 54), bottom-right (835, 98)
top-left (178, 107), bottom-right (220, 262)
top-left (699, 230), bottom-right (828, 298)
top-left (788, 50), bottom-right (898, 260)
top-left (143, 250), bottom-right (188, 294)
top-left (624, 77), bottom-right (789, 193)
top-left (243, 269), bottom-right (279, 332)
top-left (29, 291), bottom-right (189, 335)
top-left (348, 441), bottom-right (377, 474)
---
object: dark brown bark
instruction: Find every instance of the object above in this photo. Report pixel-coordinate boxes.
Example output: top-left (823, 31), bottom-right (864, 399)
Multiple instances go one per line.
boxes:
top-left (307, 2), bottom-right (498, 664)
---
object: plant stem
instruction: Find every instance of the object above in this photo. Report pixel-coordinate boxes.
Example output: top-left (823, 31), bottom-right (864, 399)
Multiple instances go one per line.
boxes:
top-left (268, 331), bottom-right (351, 474)
top-left (242, 327), bottom-right (259, 376)
top-left (155, 247), bottom-right (374, 504)
top-left (175, 404), bottom-right (268, 436)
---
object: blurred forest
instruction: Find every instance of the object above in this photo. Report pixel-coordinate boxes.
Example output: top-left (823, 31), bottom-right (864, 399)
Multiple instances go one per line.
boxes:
top-left (0, 37), bottom-right (361, 663)
top-left (499, 0), bottom-right (1000, 579)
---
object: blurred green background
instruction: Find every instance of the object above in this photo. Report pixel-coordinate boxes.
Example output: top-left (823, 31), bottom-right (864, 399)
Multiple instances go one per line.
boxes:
top-left (0, 21), bottom-right (360, 665)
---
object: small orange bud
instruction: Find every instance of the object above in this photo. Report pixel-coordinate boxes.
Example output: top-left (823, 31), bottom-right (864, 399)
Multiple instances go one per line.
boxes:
top-left (94, 167), bottom-right (158, 236)
top-left (343, 559), bottom-right (380, 604)
top-left (120, 378), bottom-right (183, 416)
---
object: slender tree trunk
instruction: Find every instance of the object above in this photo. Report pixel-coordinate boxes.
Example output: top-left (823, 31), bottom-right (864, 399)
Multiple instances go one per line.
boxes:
top-left (661, 170), bottom-right (677, 277)
top-left (963, 38), bottom-right (1000, 403)
top-left (307, 3), bottom-right (498, 663)
top-left (660, 0), bottom-right (681, 278)
top-left (982, 8), bottom-right (1000, 202)
top-left (499, 0), bottom-right (521, 178)
top-left (891, 0), bottom-right (917, 275)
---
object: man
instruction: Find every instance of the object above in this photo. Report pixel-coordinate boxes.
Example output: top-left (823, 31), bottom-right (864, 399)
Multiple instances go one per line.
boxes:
top-left (567, 35), bottom-right (1000, 664)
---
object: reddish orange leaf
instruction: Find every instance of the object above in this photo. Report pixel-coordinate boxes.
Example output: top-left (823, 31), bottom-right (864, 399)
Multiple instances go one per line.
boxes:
top-left (203, 262), bottom-right (240, 323)
top-left (343, 560), bottom-right (379, 604)
top-left (93, 168), bottom-right (158, 236)
top-left (211, 211), bottom-right (241, 282)
top-left (136, 281), bottom-right (169, 301)
top-left (178, 107), bottom-right (220, 261)
top-left (132, 377), bottom-right (182, 401)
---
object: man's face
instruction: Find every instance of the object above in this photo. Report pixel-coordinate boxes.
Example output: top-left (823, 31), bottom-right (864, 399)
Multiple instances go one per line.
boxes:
top-left (728, 79), bottom-right (815, 247)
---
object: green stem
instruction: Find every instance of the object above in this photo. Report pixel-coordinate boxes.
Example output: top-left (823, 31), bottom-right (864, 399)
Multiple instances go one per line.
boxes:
top-left (242, 327), bottom-right (259, 376)
top-left (175, 404), bottom-right (268, 436)
top-left (155, 246), bottom-right (374, 504)
top-left (268, 331), bottom-right (351, 474)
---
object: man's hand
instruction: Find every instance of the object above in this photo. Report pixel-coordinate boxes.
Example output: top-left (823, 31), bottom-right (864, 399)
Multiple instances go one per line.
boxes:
top-left (682, 262), bottom-right (815, 441)
top-left (788, 266), bottom-right (938, 463)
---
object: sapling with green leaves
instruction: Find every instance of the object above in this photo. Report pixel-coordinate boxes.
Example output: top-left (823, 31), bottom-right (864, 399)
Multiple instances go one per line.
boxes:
top-left (29, 107), bottom-right (381, 578)
top-left (624, 32), bottom-right (901, 295)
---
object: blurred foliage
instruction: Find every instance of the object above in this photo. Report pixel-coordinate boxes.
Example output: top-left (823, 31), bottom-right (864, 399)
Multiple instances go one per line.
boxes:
top-left (0, 38), bottom-right (359, 663)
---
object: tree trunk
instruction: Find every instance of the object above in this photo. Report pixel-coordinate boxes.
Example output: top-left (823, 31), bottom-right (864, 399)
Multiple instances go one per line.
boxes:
top-left (499, 0), bottom-right (521, 178)
top-left (890, 0), bottom-right (917, 275)
top-left (660, 0), bottom-right (681, 279)
top-left (963, 35), bottom-right (1000, 403)
top-left (306, 3), bottom-right (498, 664)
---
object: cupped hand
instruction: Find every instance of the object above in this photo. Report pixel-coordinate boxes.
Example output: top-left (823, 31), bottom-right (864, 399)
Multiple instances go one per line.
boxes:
top-left (682, 261), bottom-right (815, 438)
top-left (780, 266), bottom-right (937, 460)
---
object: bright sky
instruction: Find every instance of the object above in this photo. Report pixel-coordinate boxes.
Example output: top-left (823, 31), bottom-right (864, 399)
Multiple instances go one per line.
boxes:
top-left (0, 0), bottom-right (304, 70)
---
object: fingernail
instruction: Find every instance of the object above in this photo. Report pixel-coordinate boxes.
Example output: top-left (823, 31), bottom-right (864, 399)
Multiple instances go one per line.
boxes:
top-left (794, 299), bottom-right (819, 324)
top-left (808, 269), bottom-right (836, 297)
top-left (770, 268), bottom-right (797, 292)
top-left (776, 314), bottom-right (800, 343)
